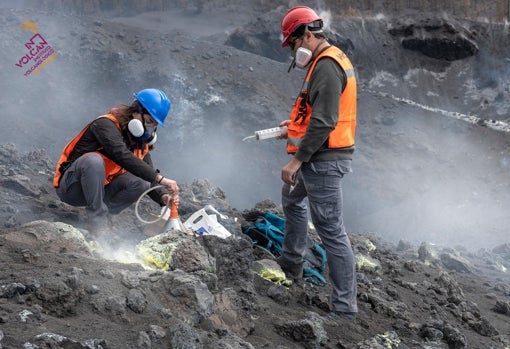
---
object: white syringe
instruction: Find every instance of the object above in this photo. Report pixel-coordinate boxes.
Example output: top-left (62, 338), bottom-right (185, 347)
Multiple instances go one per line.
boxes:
top-left (242, 126), bottom-right (288, 141)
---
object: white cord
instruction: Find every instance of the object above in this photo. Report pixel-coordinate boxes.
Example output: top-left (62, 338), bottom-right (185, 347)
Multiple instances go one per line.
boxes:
top-left (134, 185), bottom-right (171, 224)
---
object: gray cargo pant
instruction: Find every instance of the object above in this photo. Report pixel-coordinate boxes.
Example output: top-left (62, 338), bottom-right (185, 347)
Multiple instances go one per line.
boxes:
top-left (56, 153), bottom-right (150, 226)
top-left (281, 159), bottom-right (358, 313)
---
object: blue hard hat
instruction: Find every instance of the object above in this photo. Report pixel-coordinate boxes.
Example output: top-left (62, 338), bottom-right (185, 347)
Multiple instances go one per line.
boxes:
top-left (133, 88), bottom-right (171, 127)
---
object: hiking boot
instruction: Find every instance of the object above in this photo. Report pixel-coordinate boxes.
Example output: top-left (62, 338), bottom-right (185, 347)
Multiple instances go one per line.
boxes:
top-left (276, 256), bottom-right (303, 280)
top-left (328, 310), bottom-right (357, 321)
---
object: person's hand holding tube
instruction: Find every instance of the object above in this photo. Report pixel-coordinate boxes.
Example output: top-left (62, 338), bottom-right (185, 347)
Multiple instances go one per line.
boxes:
top-left (156, 175), bottom-right (179, 206)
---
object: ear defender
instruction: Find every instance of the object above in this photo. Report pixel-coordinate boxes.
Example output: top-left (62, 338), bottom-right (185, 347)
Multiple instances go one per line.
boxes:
top-left (128, 119), bottom-right (145, 138)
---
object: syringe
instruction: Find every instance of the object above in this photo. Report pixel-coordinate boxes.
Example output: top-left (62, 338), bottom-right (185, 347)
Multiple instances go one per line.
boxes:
top-left (242, 126), bottom-right (288, 141)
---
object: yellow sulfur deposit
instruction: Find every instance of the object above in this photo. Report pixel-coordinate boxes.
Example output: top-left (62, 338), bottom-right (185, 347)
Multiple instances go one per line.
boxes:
top-left (136, 238), bottom-right (177, 271)
top-left (258, 268), bottom-right (292, 287)
top-left (355, 254), bottom-right (380, 271)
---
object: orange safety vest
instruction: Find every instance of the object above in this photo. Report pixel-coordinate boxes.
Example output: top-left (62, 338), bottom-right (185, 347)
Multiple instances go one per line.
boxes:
top-left (287, 46), bottom-right (357, 154)
top-left (53, 114), bottom-right (148, 188)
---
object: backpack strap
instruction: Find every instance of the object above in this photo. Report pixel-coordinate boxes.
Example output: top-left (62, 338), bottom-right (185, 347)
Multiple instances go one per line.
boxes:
top-left (303, 267), bottom-right (327, 286)
top-left (243, 217), bottom-right (284, 257)
top-left (263, 211), bottom-right (286, 232)
top-left (244, 225), bottom-right (272, 251)
top-left (254, 217), bottom-right (284, 256)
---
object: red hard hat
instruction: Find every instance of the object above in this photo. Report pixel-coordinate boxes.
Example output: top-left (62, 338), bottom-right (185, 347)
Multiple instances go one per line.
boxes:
top-left (281, 6), bottom-right (322, 47)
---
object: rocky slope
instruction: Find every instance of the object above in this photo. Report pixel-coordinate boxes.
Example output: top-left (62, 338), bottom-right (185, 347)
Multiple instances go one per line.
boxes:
top-left (0, 144), bottom-right (510, 348)
top-left (1, 1), bottom-right (510, 348)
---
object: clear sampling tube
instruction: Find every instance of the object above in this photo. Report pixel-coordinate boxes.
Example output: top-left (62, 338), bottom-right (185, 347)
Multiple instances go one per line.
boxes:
top-left (242, 126), bottom-right (288, 141)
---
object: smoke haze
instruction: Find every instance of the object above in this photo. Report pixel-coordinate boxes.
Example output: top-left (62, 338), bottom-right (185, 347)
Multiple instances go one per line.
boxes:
top-left (1, 3), bottom-right (509, 252)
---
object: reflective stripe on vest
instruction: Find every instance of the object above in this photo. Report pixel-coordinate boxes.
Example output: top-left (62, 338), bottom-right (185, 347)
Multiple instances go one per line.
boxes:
top-left (286, 46), bottom-right (357, 154)
top-left (52, 114), bottom-right (148, 188)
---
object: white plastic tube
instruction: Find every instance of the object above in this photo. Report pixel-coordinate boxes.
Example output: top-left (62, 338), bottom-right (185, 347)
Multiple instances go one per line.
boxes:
top-left (134, 185), bottom-right (171, 224)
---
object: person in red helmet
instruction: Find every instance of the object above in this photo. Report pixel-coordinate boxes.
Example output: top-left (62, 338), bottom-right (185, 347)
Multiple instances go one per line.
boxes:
top-left (277, 6), bottom-right (358, 320)
top-left (53, 88), bottom-right (179, 240)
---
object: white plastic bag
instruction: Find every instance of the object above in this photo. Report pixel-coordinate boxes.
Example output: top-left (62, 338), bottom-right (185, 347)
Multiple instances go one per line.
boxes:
top-left (183, 206), bottom-right (232, 239)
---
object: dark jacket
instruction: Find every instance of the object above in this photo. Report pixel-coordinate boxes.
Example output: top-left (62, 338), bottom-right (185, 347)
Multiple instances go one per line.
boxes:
top-left (66, 117), bottom-right (165, 204)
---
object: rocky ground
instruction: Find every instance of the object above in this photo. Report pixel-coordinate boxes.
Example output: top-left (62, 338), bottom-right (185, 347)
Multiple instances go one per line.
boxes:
top-left (1, 144), bottom-right (510, 348)
top-left (1, 1), bottom-right (510, 348)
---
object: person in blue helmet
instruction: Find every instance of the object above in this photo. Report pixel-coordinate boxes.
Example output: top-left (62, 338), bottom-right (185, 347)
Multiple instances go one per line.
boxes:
top-left (53, 88), bottom-right (179, 238)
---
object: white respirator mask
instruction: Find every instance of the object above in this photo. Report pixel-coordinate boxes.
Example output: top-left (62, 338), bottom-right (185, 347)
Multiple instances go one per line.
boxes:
top-left (128, 119), bottom-right (157, 145)
top-left (294, 47), bottom-right (313, 68)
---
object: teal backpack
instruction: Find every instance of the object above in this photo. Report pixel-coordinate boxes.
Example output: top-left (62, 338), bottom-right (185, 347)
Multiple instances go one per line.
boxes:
top-left (243, 211), bottom-right (327, 286)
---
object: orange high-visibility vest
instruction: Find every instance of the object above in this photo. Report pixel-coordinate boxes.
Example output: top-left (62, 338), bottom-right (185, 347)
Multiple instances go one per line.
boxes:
top-left (53, 114), bottom-right (148, 188)
top-left (287, 46), bottom-right (357, 154)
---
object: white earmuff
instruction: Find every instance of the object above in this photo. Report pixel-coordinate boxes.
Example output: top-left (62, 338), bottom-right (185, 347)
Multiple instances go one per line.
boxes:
top-left (128, 119), bottom-right (144, 138)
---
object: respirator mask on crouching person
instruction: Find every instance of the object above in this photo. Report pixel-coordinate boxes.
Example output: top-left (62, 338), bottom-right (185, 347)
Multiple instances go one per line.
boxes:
top-left (128, 118), bottom-right (157, 146)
